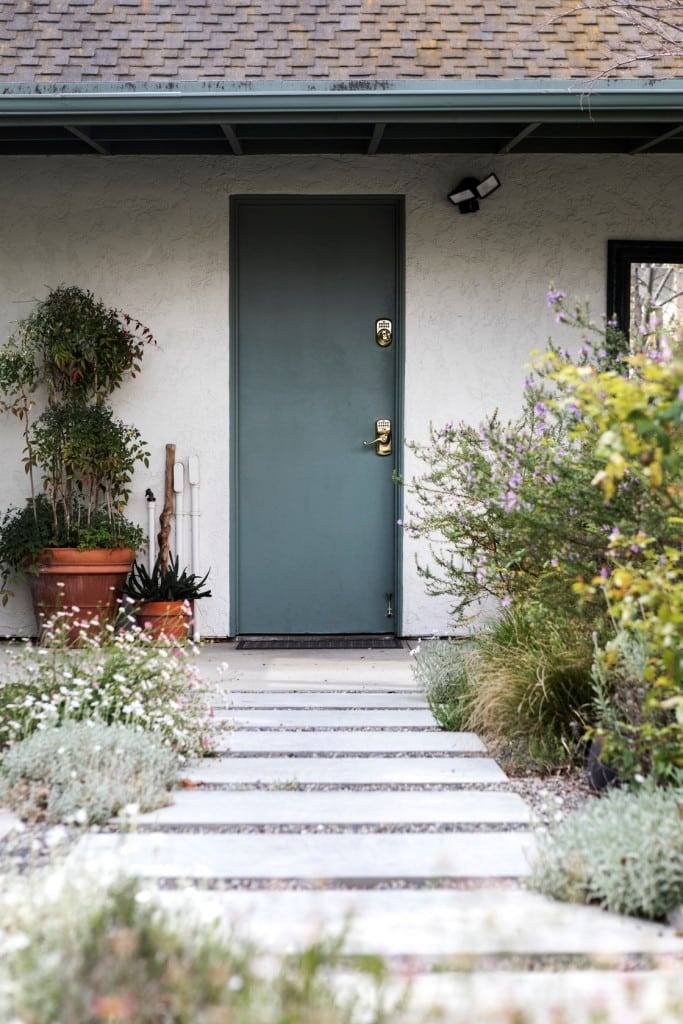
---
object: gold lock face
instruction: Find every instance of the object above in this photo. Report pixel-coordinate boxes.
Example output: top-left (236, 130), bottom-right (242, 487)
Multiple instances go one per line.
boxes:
top-left (375, 418), bottom-right (392, 456)
top-left (375, 318), bottom-right (392, 348)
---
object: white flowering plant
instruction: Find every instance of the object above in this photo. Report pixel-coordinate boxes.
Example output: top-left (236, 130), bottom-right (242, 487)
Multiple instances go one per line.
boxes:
top-left (0, 610), bottom-right (215, 759)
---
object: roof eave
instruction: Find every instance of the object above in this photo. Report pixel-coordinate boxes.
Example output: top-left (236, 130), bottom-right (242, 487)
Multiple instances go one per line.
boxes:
top-left (1, 78), bottom-right (682, 124)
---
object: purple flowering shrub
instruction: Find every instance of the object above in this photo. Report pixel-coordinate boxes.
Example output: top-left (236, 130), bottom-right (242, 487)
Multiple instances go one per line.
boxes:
top-left (408, 297), bottom-right (672, 628)
top-left (408, 293), bottom-right (679, 771)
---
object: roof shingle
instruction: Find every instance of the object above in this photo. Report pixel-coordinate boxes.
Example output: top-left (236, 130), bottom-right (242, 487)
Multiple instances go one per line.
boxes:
top-left (0, 0), bottom-right (680, 81)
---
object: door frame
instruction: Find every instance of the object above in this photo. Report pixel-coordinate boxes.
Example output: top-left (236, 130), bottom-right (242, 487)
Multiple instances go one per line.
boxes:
top-left (228, 194), bottom-right (406, 637)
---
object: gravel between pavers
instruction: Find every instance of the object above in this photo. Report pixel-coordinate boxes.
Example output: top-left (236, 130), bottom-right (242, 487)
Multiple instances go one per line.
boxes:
top-left (508, 770), bottom-right (594, 827)
top-left (154, 876), bottom-right (521, 892)
top-left (111, 822), bottom-right (531, 835)
top-left (0, 822), bottom-right (77, 874)
top-left (216, 725), bottom-right (441, 732)
top-left (210, 750), bottom-right (484, 759)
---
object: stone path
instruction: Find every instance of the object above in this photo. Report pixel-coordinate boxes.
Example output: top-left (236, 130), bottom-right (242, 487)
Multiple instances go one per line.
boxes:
top-left (70, 648), bottom-right (683, 1018)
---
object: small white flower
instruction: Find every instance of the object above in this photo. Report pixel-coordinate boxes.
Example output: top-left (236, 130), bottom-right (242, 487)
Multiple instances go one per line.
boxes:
top-left (228, 975), bottom-right (244, 991)
top-left (45, 825), bottom-right (68, 848)
top-left (119, 802), bottom-right (140, 819)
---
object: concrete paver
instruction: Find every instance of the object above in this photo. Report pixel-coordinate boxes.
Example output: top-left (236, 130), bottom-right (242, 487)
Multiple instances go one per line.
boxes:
top-left (222, 729), bottom-right (485, 753)
top-left (71, 830), bottom-right (536, 879)
top-left (137, 788), bottom-right (530, 826)
top-left (186, 755), bottom-right (506, 785)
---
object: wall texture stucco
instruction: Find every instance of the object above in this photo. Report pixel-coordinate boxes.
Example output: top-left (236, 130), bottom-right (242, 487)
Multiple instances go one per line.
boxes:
top-left (0, 153), bottom-right (681, 637)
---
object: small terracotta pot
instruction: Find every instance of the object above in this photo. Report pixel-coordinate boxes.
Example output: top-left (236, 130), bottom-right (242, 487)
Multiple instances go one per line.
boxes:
top-left (135, 600), bottom-right (193, 641)
top-left (31, 547), bottom-right (135, 641)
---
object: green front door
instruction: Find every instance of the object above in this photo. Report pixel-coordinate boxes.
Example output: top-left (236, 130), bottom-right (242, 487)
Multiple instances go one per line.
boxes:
top-left (233, 196), bottom-right (401, 635)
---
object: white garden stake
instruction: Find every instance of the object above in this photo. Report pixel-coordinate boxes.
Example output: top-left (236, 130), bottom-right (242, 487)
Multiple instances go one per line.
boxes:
top-left (188, 455), bottom-right (201, 642)
top-left (173, 461), bottom-right (184, 569)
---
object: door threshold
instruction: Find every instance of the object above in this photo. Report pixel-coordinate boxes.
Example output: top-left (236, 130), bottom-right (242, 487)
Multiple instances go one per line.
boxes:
top-left (235, 636), bottom-right (404, 651)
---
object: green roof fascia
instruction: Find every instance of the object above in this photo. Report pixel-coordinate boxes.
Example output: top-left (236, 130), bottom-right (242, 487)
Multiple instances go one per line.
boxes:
top-left (1, 78), bottom-right (682, 124)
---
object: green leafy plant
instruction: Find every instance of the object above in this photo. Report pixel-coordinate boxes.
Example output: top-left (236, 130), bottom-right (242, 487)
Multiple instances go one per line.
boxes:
top-left (0, 875), bottom-right (390, 1024)
top-left (0, 612), bottom-right (214, 758)
top-left (411, 639), bottom-right (473, 730)
top-left (0, 721), bottom-right (177, 825)
top-left (529, 785), bottom-right (683, 921)
top-left (6, 284), bottom-right (155, 403)
top-left (546, 324), bottom-right (682, 784)
top-left (0, 285), bottom-right (153, 601)
top-left (124, 554), bottom-right (212, 603)
top-left (0, 498), bottom-right (143, 603)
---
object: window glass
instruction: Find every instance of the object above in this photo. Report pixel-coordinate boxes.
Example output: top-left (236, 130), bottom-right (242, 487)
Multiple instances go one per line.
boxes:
top-left (629, 261), bottom-right (683, 339)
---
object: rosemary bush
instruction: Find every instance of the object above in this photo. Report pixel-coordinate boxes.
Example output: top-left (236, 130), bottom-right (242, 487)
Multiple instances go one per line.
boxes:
top-left (529, 785), bottom-right (683, 921)
top-left (0, 611), bottom-right (214, 759)
top-left (0, 721), bottom-right (177, 825)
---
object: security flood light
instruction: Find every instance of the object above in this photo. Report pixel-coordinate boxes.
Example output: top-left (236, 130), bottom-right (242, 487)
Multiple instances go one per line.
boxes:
top-left (475, 173), bottom-right (501, 199)
top-left (448, 172), bottom-right (501, 214)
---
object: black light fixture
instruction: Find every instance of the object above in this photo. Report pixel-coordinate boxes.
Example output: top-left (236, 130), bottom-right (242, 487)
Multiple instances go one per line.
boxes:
top-left (448, 172), bottom-right (501, 214)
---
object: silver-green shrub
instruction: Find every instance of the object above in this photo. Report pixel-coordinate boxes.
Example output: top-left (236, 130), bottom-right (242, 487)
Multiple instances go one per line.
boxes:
top-left (529, 785), bottom-right (683, 921)
top-left (411, 639), bottom-right (472, 730)
top-left (0, 721), bottom-right (178, 825)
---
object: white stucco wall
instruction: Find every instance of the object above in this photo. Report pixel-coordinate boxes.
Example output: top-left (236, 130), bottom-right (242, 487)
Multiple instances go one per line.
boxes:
top-left (0, 153), bottom-right (681, 637)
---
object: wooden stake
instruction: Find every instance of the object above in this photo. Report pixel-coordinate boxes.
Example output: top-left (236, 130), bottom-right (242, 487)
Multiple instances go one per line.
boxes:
top-left (158, 443), bottom-right (175, 571)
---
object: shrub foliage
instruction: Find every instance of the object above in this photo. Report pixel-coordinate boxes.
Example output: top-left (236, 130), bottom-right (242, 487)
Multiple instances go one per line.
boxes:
top-left (529, 785), bottom-right (683, 921)
top-left (0, 721), bottom-right (177, 825)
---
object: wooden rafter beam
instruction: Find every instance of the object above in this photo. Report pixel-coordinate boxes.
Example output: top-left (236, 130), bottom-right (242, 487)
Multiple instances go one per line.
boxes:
top-left (367, 122), bottom-right (386, 155)
top-left (631, 123), bottom-right (683, 154)
top-left (64, 124), bottom-right (109, 155)
top-left (498, 122), bottom-right (541, 154)
top-left (220, 123), bottom-right (243, 155)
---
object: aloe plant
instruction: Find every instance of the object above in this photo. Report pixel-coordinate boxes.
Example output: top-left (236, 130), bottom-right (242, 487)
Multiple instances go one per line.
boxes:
top-left (124, 555), bottom-right (211, 603)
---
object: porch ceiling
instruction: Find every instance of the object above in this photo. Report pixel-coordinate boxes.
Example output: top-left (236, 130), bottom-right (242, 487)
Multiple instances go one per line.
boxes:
top-left (0, 81), bottom-right (682, 156)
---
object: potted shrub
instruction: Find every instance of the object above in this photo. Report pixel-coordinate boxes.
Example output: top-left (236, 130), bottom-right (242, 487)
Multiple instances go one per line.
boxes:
top-left (124, 554), bottom-right (211, 641)
top-left (0, 285), bottom-right (154, 635)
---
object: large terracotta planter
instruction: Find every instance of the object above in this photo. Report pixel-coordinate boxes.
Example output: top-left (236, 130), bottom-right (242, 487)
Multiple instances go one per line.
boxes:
top-left (135, 600), bottom-right (193, 642)
top-left (31, 547), bottom-right (135, 639)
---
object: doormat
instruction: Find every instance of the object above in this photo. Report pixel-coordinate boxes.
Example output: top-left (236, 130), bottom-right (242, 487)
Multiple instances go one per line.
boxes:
top-left (235, 637), bottom-right (403, 651)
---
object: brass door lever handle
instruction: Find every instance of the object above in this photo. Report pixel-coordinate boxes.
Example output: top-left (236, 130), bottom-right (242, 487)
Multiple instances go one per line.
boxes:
top-left (363, 419), bottom-right (392, 456)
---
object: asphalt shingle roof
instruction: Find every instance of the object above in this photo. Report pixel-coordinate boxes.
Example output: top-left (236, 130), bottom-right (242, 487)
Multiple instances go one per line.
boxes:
top-left (0, 0), bottom-right (680, 82)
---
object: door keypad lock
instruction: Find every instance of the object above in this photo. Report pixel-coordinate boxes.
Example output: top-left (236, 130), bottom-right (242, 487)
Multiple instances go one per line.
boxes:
top-left (363, 418), bottom-right (392, 456)
top-left (375, 319), bottom-right (392, 348)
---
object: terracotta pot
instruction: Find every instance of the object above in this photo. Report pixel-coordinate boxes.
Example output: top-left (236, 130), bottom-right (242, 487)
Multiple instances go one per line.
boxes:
top-left (135, 600), bottom-right (193, 642)
top-left (31, 547), bottom-right (135, 640)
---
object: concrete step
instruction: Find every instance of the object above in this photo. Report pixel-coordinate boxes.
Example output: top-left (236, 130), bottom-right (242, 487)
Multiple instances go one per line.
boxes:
top-left (156, 888), bottom-right (683, 958)
top-left (186, 755), bottom-right (506, 785)
top-left (217, 709), bottom-right (436, 728)
top-left (222, 730), bottom-right (485, 754)
top-left (218, 692), bottom-right (428, 709)
top-left (72, 831), bottom-right (536, 880)
top-left (71, 830), bottom-right (535, 880)
top-left (344, 971), bottom-right (683, 1024)
top-left (137, 789), bottom-right (529, 827)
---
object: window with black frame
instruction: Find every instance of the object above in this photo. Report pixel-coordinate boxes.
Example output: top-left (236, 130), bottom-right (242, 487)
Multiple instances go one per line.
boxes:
top-left (607, 240), bottom-right (683, 349)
